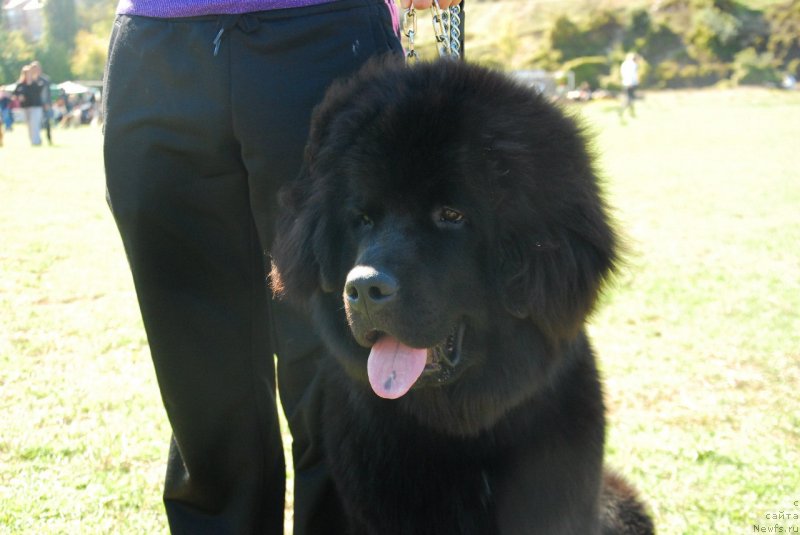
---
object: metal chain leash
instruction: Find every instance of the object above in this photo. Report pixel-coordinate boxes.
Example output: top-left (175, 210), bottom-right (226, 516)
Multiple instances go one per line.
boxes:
top-left (403, 8), bottom-right (419, 63)
top-left (445, 5), bottom-right (461, 58)
top-left (404, 1), bottom-right (462, 63)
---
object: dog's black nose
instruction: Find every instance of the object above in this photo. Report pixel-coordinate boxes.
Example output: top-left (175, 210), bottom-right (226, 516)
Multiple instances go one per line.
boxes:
top-left (344, 266), bottom-right (399, 313)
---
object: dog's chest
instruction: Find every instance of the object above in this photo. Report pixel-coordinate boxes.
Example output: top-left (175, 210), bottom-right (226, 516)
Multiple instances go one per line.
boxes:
top-left (324, 390), bottom-right (501, 534)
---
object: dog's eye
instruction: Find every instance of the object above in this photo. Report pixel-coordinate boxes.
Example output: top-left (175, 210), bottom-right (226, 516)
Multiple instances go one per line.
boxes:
top-left (437, 207), bottom-right (466, 226)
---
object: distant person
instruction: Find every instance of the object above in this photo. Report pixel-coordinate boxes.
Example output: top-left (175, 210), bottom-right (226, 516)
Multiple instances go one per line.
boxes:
top-left (0, 91), bottom-right (13, 132)
top-left (620, 52), bottom-right (639, 119)
top-left (13, 65), bottom-right (45, 146)
top-left (30, 62), bottom-right (53, 145)
top-left (0, 90), bottom-right (9, 147)
top-left (578, 81), bottom-right (592, 101)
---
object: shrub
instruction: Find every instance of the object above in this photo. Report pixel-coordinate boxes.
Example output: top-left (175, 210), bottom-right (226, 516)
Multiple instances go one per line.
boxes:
top-left (584, 10), bottom-right (624, 55)
top-left (639, 22), bottom-right (686, 63)
top-left (549, 11), bottom-right (622, 62)
top-left (651, 60), bottom-right (730, 88)
top-left (764, 1), bottom-right (800, 71)
top-left (549, 16), bottom-right (589, 62)
top-left (688, 6), bottom-right (742, 62)
top-left (35, 40), bottom-right (72, 82)
top-left (561, 56), bottom-right (610, 89)
top-left (788, 58), bottom-right (800, 78)
top-left (623, 9), bottom-right (652, 51)
top-left (651, 60), bottom-right (679, 88)
top-left (732, 47), bottom-right (781, 85)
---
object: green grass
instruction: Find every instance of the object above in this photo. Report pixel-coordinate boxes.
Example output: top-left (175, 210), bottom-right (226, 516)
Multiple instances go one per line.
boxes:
top-left (0, 127), bottom-right (170, 534)
top-left (580, 88), bottom-right (800, 533)
top-left (2, 87), bottom-right (799, 534)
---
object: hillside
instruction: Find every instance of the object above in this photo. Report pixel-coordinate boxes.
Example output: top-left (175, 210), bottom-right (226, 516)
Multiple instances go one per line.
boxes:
top-left (409, 0), bottom-right (799, 89)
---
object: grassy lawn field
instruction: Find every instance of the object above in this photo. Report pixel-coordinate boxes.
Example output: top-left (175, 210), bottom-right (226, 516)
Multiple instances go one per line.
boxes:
top-left (583, 88), bottom-right (800, 533)
top-left (1, 86), bottom-right (799, 534)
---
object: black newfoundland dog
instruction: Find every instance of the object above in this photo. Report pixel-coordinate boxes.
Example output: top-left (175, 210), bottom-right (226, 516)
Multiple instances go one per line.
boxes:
top-left (271, 58), bottom-right (654, 535)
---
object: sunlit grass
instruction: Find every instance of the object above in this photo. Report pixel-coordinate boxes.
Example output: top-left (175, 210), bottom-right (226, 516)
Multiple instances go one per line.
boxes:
top-left (580, 87), bottom-right (800, 534)
top-left (0, 127), bottom-right (169, 533)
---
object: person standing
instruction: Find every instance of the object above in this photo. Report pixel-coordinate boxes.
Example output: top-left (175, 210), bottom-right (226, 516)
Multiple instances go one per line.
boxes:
top-left (620, 52), bottom-right (639, 119)
top-left (0, 90), bottom-right (13, 132)
top-left (0, 90), bottom-right (7, 147)
top-left (29, 62), bottom-right (53, 145)
top-left (103, 0), bottom-right (460, 533)
top-left (13, 65), bottom-right (46, 146)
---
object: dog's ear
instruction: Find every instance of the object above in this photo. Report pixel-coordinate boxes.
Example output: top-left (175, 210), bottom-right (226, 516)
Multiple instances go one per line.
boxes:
top-left (272, 55), bottom-right (407, 302)
top-left (269, 166), bottom-right (323, 303)
top-left (480, 92), bottom-right (618, 340)
top-left (496, 192), bottom-right (617, 340)
top-left (269, 172), bottom-right (342, 302)
top-left (310, 207), bottom-right (342, 294)
top-left (270, 72), bottom-right (362, 301)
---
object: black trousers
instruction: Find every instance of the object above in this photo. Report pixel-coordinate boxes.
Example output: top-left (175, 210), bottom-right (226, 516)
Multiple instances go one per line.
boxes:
top-left (103, 2), bottom-right (402, 533)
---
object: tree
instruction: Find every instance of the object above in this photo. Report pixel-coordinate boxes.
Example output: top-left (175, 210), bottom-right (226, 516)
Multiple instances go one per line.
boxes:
top-left (78, 0), bottom-right (116, 35)
top-left (732, 47), bottom-right (780, 85)
top-left (549, 11), bottom-right (622, 63)
top-left (44, 0), bottom-right (78, 51)
top-left (1, 5), bottom-right (35, 83)
top-left (623, 8), bottom-right (652, 51)
top-left (549, 16), bottom-right (588, 62)
top-left (70, 30), bottom-right (107, 80)
top-left (1, 30), bottom-right (36, 83)
top-left (688, 4), bottom-right (742, 62)
top-left (39, 0), bottom-right (78, 80)
top-left (764, 0), bottom-right (800, 76)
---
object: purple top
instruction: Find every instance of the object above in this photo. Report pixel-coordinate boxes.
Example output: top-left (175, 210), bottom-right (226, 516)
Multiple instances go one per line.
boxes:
top-left (116, 0), bottom-right (338, 17)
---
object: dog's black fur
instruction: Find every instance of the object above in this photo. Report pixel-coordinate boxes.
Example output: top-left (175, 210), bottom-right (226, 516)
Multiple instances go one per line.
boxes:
top-left (271, 57), bottom-right (653, 535)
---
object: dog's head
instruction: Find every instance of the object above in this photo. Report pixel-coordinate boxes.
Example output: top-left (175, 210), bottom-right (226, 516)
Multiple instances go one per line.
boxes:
top-left (271, 58), bottom-right (616, 434)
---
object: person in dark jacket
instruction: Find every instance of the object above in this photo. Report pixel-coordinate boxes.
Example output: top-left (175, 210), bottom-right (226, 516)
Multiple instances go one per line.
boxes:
top-left (13, 65), bottom-right (45, 146)
top-left (30, 62), bottom-right (52, 145)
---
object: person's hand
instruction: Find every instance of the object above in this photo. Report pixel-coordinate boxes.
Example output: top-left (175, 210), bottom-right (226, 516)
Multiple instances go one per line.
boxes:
top-left (399, 0), bottom-right (462, 9)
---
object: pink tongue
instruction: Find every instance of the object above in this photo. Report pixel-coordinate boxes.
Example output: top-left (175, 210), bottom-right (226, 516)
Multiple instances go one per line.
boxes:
top-left (367, 336), bottom-right (427, 399)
